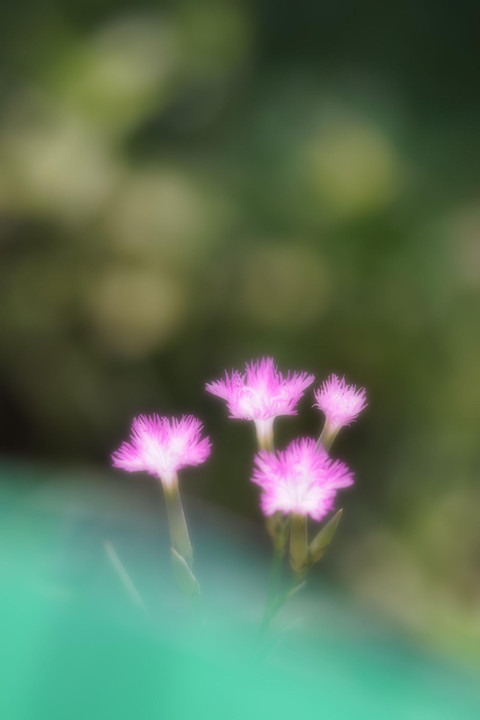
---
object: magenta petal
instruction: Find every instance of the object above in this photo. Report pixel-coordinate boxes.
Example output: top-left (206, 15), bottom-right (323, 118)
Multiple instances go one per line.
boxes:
top-left (111, 414), bottom-right (211, 483)
top-left (251, 437), bottom-right (353, 521)
top-left (206, 357), bottom-right (314, 421)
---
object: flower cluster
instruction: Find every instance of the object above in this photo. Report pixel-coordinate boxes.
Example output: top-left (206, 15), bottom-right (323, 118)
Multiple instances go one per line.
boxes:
top-left (111, 360), bottom-right (366, 520)
top-left (111, 357), bottom-right (367, 598)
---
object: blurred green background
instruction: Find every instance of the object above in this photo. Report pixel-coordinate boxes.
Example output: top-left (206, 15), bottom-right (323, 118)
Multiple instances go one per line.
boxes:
top-left (0, 0), bottom-right (479, 675)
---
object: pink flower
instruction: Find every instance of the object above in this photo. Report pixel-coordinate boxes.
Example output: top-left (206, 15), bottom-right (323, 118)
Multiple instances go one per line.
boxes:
top-left (111, 414), bottom-right (211, 487)
top-left (252, 437), bottom-right (353, 521)
top-left (206, 357), bottom-right (314, 447)
top-left (314, 374), bottom-right (367, 432)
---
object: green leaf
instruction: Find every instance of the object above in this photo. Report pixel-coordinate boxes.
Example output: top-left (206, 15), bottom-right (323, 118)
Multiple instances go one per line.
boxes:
top-left (308, 509), bottom-right (343, 565)
top-left (284, 580), bottom-right (307, 602)
top-left (170, 547), bottom-right (201, 598)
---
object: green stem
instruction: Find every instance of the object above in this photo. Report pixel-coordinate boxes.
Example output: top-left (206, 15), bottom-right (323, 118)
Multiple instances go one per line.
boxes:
top-left (260, 547), bottom-right (283, 634)
top-left (163, 477), bottom-right (203, 616)
top-left (163, 474), bottom-right (193, 567)
top-left (289, 514), bottom-right (308, 576)
top-left (257, 573), bottom-right (307, 645)
top-left (316, 420), bottom-right (339, 452)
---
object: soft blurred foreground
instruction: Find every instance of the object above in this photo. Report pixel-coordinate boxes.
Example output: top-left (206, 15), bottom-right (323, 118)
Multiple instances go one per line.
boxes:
top-left (2, 462), bottom-right (480, 720)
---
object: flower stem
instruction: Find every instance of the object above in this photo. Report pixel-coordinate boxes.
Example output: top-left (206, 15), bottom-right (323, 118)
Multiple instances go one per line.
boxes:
top-left (317, 420), bottom-right (339, 452)
top-left (257, 571), bottom-right (307, 646)
top-left (259, 546), bottom-right (284, 634)
top-left (163, 474), bottom-right (193, 568)
top-left (289, 513), bottom-right (308, 576)
top-left (163, 476), bottom-right (204, 613)
top-left (255, 418), bottom-right (275, 451)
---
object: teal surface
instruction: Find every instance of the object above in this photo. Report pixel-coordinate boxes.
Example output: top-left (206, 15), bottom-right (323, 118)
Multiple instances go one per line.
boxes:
top-left (1, 464), bottom-right (479, 720)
